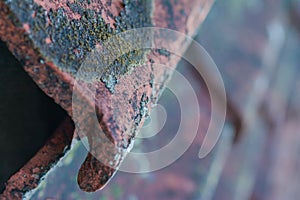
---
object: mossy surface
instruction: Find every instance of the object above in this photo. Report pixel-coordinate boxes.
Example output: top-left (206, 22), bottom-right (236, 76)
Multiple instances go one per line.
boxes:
top-left (6, 0), bottom-right (153, 92)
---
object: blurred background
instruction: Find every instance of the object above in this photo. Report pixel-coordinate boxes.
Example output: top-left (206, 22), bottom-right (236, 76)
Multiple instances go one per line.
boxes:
top-left (2, 0), bottom-right (300, 199)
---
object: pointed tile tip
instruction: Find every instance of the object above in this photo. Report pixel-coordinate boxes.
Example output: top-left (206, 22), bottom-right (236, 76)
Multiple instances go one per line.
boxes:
top-left (77, 153), bottom-right (117, 192)
top-left (77, 179), bottom-right (106, 192)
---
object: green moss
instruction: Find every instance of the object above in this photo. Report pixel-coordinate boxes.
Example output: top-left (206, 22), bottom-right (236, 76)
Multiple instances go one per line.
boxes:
top-left (156, 48), bottom-right (171, 57)
top-left (6, 0), bottom-right (153, 92)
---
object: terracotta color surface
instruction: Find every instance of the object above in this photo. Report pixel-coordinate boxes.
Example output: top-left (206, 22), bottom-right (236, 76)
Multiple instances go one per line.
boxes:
top-left (0, 0), bottom-right (216, 198)
top-left (0, 117), bottom-right (75, 199)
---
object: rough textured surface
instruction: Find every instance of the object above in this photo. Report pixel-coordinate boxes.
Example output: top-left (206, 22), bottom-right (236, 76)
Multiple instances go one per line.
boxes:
top-left (6, 0), bottom-right (152, 92)
top-left (0, 40), bottom-right (67, 193)
top-left (0, 0), bottom-right (215, 198)
top-left (2, 0), bottom-right (300, 199)
top-left (0, 117), bottom-right (74, 199)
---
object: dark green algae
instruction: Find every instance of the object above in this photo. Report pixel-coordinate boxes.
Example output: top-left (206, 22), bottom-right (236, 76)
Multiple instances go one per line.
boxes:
top-left (5, 0), bottom-right (153, 92)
